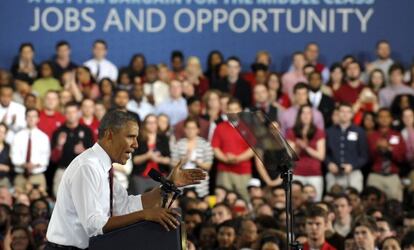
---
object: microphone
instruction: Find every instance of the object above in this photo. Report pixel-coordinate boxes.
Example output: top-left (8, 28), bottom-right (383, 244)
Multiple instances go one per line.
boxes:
top-left (148, 169), bottom-right (181, 208)
top-left (148, 169), bottom-right (180, 194)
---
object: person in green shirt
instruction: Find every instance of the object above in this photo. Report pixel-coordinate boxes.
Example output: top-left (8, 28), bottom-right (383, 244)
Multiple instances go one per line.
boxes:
top-left (32, 61), bottom-right (62, 99)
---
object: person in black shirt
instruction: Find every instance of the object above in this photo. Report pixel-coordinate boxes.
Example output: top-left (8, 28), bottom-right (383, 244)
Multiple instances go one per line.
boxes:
top-left (325, 103), bottom-right (369, 193)
top-left (51, 41), bottom-right (77, 79)
top-left (51, 101), bottom-right (94, 196)
top-left (211, 57), bottom-right (252, 108)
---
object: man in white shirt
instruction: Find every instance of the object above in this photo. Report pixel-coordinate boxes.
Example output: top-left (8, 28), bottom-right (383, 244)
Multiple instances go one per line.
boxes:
top-left (0, 85), bottom-right (26, 144)
top-left (366, 40), bottom-right (394, 81)
top-left (127, 83), bottom-right (154, 120)
top-left (143, 65), bottom-right (170, 106)
top-left (156, 80), bottom-right (188, 126)
top-left (11, 108), bottom-right (50, 192)
top-left (84, 40), bottom-right (118, 82)
top-left (46, 110), bottom-right (205, 249)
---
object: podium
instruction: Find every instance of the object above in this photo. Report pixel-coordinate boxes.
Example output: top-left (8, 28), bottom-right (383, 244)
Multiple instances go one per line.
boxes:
top-left (89, 221), bottom-right (186, 250)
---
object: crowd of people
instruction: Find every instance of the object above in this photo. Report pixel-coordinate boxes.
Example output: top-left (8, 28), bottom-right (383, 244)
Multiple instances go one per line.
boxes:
top-left (0, 39), bottom-right (413, 250)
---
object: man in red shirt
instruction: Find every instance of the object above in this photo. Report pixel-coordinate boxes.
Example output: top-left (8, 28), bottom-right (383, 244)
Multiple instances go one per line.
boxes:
top-left (334, 61), bottom-right (365, 105)
top-left (367, 108), bottom-right (406, 201)
top-left (38, 90), bottom-right (65, 139)
top-left (212, 98), bottom-right (254, 201)
top-left (303, 205), bottom-right (337, 250)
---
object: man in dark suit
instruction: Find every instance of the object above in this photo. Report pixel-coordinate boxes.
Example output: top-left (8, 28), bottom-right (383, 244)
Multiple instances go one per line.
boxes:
top-left (308, 71), bottom-right (335, 128)
top-left (249, 84), bottom-right (278, 122)
top-left (211, 56), bottom-right (252, 108)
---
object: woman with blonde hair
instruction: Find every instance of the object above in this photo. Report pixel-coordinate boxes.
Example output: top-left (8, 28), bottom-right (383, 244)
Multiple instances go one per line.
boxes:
top-left (185, 56), bottom-right (209, 97)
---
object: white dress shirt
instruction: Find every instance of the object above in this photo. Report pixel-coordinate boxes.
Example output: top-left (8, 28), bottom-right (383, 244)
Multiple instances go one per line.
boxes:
top-left (143, 81), bottom-right (170, 106)
top-left (46, 143), bottom-right (143, 249)
top-left (84, 58), bottom-right (118, 82)
top-left (309, 91), bottom-right (323, 108)
top-left (126, 99), bottom-right (155, 120)
top-left (0, 101), bottom-right (26, 144)
top-left (156, 97), bottom-right (188, 126)
top-left (11, 127), bottom-right (50, 174)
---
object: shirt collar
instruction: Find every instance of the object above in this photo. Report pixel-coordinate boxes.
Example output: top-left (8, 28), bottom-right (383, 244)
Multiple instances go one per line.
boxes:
top-left (92, 143), bottom-right (112, 172)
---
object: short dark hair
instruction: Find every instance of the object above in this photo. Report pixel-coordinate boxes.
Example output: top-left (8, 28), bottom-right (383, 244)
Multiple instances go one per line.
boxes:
top-left (334, 193), bottom-right (351, 205)
top-left (376, 217), bottom-right (395, 232)
top-left (306, 205), bottom-right (328, 221)
top-left (401, 230), bottom-right (414, 248)
top-left (376, 40), bottom-right (390, 49)
top-left (227, 98), bottom-right (242, 109)
top-left (187, 96), bottom-right (200, 107)
top-left (217, 219), bottom-right (237, 232)
top-left (388, 63), bottom-right (404, 76)
top-left (98, 110), bottom-right (138, 140)
top-left (185, 209), bottom-right (205, 221)
top-left (353, 216), bottom-right (378, 234)
top-left (25, 108), bottom-right (39, 116)
top-left (213, 202), bottom-right (232, 213)
top-left (94, 39), bottom-right (107, 49)
top-left (227, 56), bottom-right (241, 65)
top-left (377, 107), bottom-right (391, 116)
top-left (293, 82), bottom-right (308, 94)
top-left (171, 50), bottom-right (184, 60)
top-left (56, 40), bottom-right (70, 50)
top-left (64, 101), bottom-right (80, 110)
top-left (338, 102), bottom-right (353, 110)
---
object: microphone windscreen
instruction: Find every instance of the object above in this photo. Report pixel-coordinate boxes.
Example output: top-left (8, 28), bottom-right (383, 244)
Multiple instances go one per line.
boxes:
top-left (148, 168), bottom-right (162, 182)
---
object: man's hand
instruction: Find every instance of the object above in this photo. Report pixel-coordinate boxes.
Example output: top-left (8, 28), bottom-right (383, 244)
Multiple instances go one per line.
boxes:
top-left (169, 161), bottom-right (206, 187)
top-left (328, 162), bottom-right (339, 175)
top-left (226, 153), bottom-right (238, 164)
top-left (377, 138), bottom-right (389, 150)
top-left (142, 208), bottom-right (180, 231)
top-left (341, 164), bottom-right (353, 174)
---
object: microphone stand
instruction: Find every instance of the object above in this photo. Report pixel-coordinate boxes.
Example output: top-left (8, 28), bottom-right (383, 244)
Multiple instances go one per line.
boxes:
top-left (281, 166), bottom-right (302, 250)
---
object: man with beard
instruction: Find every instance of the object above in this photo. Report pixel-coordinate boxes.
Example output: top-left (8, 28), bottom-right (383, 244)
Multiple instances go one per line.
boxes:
top-left (334, 62), bottom-right (365, 105)
top-left (126, 83), bottom-right (154, 119)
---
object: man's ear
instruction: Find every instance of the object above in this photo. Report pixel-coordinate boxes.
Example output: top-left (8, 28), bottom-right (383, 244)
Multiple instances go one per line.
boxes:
top-left (105, 129), bottom-right (113, 141)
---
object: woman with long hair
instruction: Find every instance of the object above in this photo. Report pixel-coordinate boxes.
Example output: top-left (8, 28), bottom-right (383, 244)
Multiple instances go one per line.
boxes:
top-left (326, 63), bottom-right (345, 98)
top-left (286, 104), bottom-right (326, 201)
top-left (266, 73), bottom-right (290, 110)
top-left (11, 43), bottom-right (37, 81)
top-left (204, 50), bottom-right (224, 82)
top-left (32, 61), bottom-right (62, 98)
top-left (130, 114), bottom-right (170, 195)
top-left (202, 90), bottom-right (224, 141)
top-left (367, 69), bottom-right (386, 95)
top-left (171, 117), bottom-right (213, 198)
top-left (128, 53), bottom-right (146, 78)
top-left (75, 66), bottom-right (99, 100)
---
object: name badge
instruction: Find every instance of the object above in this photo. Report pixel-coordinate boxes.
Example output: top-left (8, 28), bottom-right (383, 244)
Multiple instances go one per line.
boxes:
top-left (347, 131), bottom-right (358, 141)
top-left (389, 135), bottom-right (400, 145)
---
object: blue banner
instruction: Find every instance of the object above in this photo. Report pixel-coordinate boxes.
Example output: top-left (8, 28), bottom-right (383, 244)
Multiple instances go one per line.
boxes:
top-left (0, 0), bottom-right (413, 71)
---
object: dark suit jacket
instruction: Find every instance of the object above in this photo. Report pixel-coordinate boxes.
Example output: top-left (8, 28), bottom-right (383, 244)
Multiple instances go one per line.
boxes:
top-left (318, 94), bottom-right (335, 128)
top-left (211, 76), bottom-right (252, 108)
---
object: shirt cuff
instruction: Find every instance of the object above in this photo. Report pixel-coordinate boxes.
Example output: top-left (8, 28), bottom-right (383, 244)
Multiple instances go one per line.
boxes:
top-left (129, 194), bottom-right (143, 212)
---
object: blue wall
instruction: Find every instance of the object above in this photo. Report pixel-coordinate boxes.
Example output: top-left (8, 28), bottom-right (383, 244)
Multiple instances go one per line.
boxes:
top-left (0, 0), bottom-right (413, 72)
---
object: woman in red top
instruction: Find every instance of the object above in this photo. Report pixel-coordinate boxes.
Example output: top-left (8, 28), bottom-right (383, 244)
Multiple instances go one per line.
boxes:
top-left (286, 104), bottom-right (326, 201)
top-left (267, 73), bottom-right (290, 111)
top-left (326, 63), bottom-right (345, 98)
top-left (130, 114), bottom-right (171, 195)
